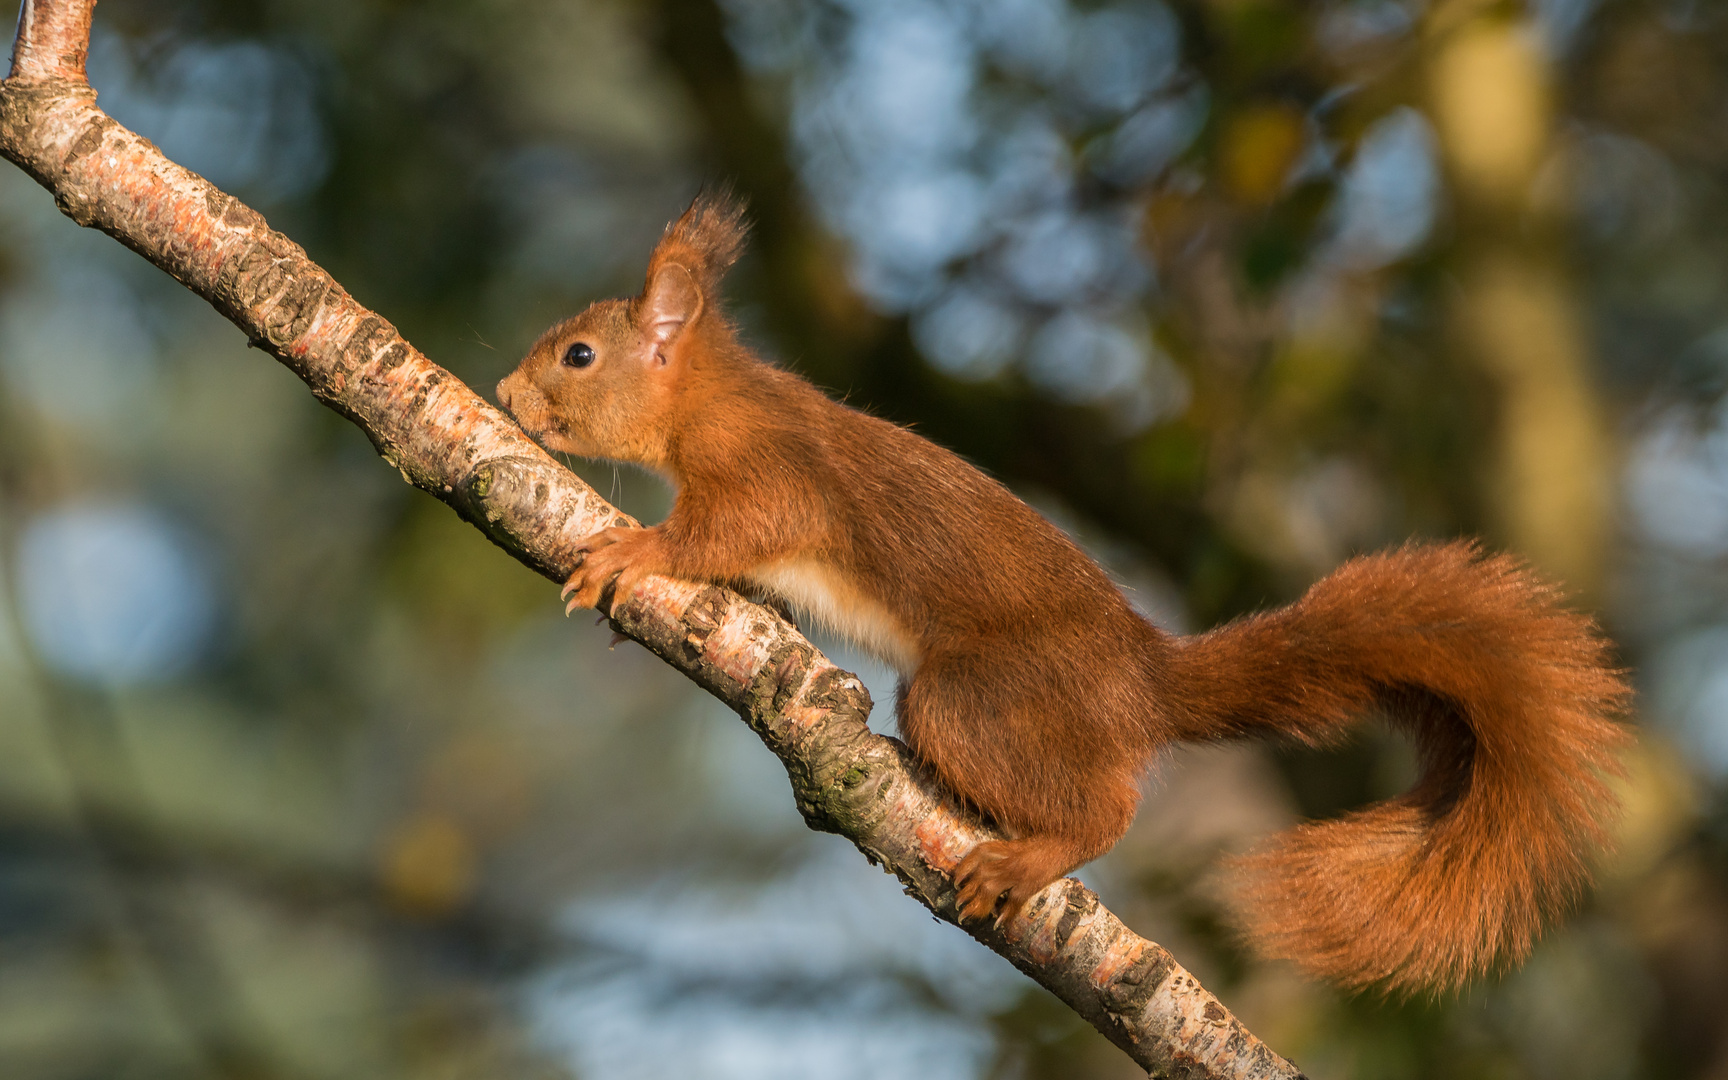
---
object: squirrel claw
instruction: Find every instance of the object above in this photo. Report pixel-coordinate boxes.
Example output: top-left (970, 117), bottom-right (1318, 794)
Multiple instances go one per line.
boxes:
top-left (559, 553), bottom-right (589, 602)
top-left (560, 563), bottom-right (588, 604)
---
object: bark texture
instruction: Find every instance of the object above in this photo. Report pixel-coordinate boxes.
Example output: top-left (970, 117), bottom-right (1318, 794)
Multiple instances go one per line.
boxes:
top-left (0, 3), bottom-right (1304, 1075)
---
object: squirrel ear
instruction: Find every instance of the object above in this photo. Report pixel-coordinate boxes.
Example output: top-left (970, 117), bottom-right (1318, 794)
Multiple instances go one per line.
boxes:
top-left (642, 263), bottom-right (701, 353)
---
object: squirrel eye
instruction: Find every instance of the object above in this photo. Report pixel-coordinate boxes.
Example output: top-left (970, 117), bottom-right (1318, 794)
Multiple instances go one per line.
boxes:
top-left (562, 342), bottom-right (596, 369)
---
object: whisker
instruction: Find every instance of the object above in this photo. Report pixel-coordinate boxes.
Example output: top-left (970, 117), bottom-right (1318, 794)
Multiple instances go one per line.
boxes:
top-left (466, 323), bottom-right (496, 350)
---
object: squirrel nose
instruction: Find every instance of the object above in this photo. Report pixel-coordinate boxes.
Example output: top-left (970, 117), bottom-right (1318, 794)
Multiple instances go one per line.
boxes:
top-left (495, 379), bottom-right (514, 412)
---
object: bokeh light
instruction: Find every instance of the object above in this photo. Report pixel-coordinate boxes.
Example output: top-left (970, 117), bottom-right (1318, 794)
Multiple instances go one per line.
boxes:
top-left (6, 0), bottom-right (1728, 1076)
top-left (14, 500), bottom-right (218, 684)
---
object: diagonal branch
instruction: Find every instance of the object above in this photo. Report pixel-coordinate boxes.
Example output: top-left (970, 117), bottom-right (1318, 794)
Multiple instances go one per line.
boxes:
top-left (0, 3), bottom-right (1304, 1075)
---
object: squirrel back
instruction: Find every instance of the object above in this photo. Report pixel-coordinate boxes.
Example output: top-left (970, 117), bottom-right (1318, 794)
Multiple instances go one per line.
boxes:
top-left (498, 193), bottom-right (1631, 996)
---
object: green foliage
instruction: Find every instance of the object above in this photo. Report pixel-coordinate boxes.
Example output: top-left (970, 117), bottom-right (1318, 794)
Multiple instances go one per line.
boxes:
top-left (3, 0), bottom-right (1726, 1076)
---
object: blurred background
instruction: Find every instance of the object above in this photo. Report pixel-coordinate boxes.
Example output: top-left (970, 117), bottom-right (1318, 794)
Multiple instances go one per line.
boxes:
top-left (0, 0), bottom-right (1723, 1075)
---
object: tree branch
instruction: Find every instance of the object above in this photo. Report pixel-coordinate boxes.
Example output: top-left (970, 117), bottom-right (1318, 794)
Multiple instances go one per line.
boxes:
top-left (0, 3), bottom-right (1304, 1075)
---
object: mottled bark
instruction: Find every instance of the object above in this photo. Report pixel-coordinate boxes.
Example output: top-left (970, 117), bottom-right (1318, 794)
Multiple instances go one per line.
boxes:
top-left (0, 3), bottom-right (1303, 1075)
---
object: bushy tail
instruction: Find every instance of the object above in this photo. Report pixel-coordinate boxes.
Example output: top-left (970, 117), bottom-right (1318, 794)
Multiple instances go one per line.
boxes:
top-left (1167, 542), bottom-right (1631, 994)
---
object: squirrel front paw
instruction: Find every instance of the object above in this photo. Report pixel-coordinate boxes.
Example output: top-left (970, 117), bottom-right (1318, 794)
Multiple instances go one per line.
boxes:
top-left (562, 526), bottom-right (659, 614)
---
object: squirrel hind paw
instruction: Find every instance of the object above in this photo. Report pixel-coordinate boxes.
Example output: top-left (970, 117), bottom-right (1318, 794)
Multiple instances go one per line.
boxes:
top-left (954, 844), bottom-right (1007, 923)
top-left (954, 840), bottom-right (1050, 927)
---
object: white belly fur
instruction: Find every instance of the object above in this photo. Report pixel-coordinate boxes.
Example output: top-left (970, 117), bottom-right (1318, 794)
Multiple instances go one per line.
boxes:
top-left (747, 558), bottom-right (919, 675)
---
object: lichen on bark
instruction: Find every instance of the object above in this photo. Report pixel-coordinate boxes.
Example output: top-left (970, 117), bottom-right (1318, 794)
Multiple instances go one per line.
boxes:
top-left (0, 3), bottom-right (1306, 1075)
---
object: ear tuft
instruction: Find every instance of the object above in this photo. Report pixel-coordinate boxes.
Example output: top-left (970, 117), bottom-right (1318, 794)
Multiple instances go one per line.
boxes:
top-left (636, 188), bottom-right (750, 333)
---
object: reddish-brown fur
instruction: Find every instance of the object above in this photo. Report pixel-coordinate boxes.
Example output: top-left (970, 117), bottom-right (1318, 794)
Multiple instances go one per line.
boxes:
top-left (496, 194), bottom-right (1631, 994)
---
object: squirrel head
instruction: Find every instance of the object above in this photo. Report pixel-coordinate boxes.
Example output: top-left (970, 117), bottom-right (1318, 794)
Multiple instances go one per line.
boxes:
top-left (497, 192), bottom-right (748, 471)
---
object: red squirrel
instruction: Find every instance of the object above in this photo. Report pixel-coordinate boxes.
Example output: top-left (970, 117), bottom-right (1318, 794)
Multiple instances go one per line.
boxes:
top-left (496, 194), bottom-right (1631, 994)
